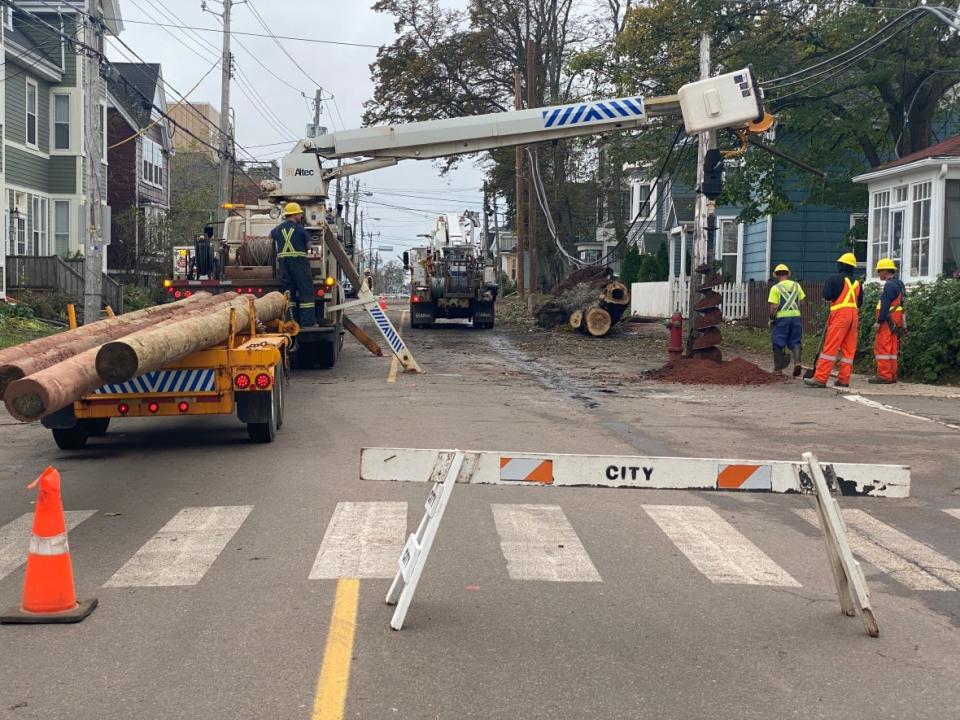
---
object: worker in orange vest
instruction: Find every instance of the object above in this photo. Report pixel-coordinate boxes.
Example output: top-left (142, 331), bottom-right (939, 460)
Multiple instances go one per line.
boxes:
top-left (869, 258), bottom-right (906, 384)
top-left (804, 252), bottom-right (862, 388)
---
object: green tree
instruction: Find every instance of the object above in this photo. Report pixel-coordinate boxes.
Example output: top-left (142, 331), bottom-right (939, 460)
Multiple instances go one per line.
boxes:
top-left (621, 246), bottom-right (642, 285)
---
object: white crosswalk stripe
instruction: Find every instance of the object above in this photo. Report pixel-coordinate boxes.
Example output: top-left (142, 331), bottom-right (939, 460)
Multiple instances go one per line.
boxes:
top-left (310, 501), bottom-right (407, 579)
top-left (491, 504), bottom-right (602, 582)
top-left (797, 509), bottom-right (960, 591)
top-left (104, 506), bottom-right (253, 587)
top-left (643, 505), bottom-right (800, 587)
top-left (944, 509), bottom-right (960, 522)
top-left (0, 510), bottom-right (98, 582)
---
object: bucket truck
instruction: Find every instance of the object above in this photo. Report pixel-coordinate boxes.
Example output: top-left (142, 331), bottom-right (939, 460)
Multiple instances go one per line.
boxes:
top-left (243, 68), bottom-right (767, 369)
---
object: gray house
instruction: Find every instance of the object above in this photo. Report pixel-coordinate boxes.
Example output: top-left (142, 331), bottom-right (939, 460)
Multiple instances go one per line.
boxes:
top-left (1, 1), bottom-right (123, 297)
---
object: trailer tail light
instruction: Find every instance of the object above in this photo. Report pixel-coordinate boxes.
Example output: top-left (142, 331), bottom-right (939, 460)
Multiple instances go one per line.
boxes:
top-left (118, 403), bottom-right (130, 415)
top-left (412, 294), bottom-right (420, 303)
top-left (178, 401), bottom-right (190, 413)
top-left (184, 291), bottom-right (193, 298)
top-left (166, 286), bottom-right (175, 294)
top-left (257, 287), bottom-right (263, 294)
top-left (254, 373), bottom-right (272, 389)
top-left (315, 288), bottom-right (325, 298)
top-left (174, 291), bottom-right (182, 299)
top-left (324, 276), bottom-right (336, 287)
top-left (147, 402), bottom-right (160, 414)
top-left (234, 373), bottom-right (251, 389)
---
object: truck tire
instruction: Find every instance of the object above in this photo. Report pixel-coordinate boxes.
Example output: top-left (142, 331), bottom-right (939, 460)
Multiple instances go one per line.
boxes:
top-left (52, 426), bottom-right (89, 450)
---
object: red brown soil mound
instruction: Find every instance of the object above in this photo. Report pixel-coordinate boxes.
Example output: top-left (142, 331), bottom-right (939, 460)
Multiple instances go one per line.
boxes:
top-left (650, 357), bottom-right (784, 386)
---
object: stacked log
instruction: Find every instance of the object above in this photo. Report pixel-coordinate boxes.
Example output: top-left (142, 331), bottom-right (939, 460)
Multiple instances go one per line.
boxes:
top-left (3, 292), bottom-right (289, 423)
top-left (570, 280), bottom-right (631, 338)
top-left (0, 292), bottom-right (217, 398)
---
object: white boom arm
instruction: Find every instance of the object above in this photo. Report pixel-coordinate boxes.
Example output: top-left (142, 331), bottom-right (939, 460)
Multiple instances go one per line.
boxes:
top-left (270, 67), bottom-right (763, 199)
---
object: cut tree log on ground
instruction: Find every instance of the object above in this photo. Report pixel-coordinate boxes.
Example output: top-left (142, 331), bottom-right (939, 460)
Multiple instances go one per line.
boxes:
top-left (0, 293), bottom-right (235, 399)
top-left (535, 276), bottom-right (631, 334)
top-left (96, 292), bottom-right (286, 384)
top-left (4, 294), bottom-right (244, 422)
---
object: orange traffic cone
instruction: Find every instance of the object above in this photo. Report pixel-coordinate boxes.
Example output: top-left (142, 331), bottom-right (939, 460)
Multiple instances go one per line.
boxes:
top-left (379, 293), bottom-right (388, 310)
top-left (1, 467), bottom-right (97, 624)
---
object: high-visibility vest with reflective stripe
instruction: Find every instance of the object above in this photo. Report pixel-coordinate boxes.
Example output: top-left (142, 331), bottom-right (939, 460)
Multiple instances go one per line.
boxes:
top-left (830, 278), bottom-right (861, 312)
top-left (771, 280), bottom-right (802, 318)
top-left (276, 227), bottom-right (306, 258)
top-left (876, 292), bottom-right (904, 323)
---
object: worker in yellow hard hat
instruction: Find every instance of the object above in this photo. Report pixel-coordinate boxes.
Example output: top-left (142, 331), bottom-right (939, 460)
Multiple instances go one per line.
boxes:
top-left (805, 252), bottom-right (862, 388)
top-left (270, 202), bottom-right (316, 326)
top-left (870, 258), bottom-right (906, 384)
top-left (768, 263), bottom-right (806, 375)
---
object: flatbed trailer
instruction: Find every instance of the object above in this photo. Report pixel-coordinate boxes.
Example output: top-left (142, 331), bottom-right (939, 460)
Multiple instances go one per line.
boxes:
top-left (41, 300), bottom-right (297, 449)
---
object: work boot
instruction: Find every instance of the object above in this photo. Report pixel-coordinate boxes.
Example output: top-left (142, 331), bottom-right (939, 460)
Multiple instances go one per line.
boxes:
top-left (834, 381), bottom-right (849, 388)
top-left (792, 365), bottom-right (803, 377)
top-left (868, 377), bottom-right (896, 384)
top-left (790, 347), bottom-right (803, 377)
top-left (803, 378), bottom-right (827, 388)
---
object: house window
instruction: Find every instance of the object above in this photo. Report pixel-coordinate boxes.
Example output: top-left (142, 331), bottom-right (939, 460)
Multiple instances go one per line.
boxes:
top-left (26, 79), bottom-right (38, 147)
top-left (142, 138), bottom-right (164, 187)
top-left (14, 192), bottom-right (28, 254)
top-left (31, 197), bottom-right (48, 255)
top-left (944, 180), bottom-right (960, 278)
top-left (719, 219), bottom-right (739, 281)
top-left (894, 186), bottom-right (908, 204)
top-left (849, 213), bottom-right (868, 269)
top-left (54, 94), bottom-right (70, 149)
top-left (54, 200), bottom-right (70, 255)
top-left (870, 190), bottom-right (891, 276)
top-left (634, 182), bottom-right (655, 220)
top-left (910, 181), bottom-right (932, 278)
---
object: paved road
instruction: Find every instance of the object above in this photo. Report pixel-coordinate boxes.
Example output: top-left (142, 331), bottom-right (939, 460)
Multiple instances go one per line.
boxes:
top-left (1, 309), bottom-right (958, 719)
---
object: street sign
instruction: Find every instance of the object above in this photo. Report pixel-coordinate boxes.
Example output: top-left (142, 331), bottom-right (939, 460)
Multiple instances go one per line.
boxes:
top-left (378, 245), bottom-right (394, 251)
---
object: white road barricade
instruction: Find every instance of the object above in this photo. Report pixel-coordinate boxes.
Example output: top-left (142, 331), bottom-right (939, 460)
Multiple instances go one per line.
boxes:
top-left (371, 447), bottom-right (895, 637)
top-left (360, 448), bottom-right (910, 498)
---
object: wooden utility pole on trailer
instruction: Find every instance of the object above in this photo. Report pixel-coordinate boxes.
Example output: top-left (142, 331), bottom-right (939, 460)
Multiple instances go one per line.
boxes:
top-left (514, 70), bottom-right (525, 300)
top-left (685, 34), bottom-right (718, 356)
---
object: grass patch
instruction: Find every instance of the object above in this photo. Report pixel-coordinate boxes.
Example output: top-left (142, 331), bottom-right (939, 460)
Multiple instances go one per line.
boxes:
top-left (0, 314), bottom-right (60, 349)
top-left (722, 322), bottom-right (820, 365)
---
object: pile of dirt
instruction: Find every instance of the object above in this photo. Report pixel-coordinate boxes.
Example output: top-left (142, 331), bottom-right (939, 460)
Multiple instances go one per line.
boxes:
top-left (649, 357), bottom-right (784, 386)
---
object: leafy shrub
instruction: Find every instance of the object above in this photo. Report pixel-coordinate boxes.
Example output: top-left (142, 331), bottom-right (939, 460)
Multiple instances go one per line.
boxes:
top-left (13, 290), bottom-right (74, 322)
top-left (123, 284), bottom-right (156, 311)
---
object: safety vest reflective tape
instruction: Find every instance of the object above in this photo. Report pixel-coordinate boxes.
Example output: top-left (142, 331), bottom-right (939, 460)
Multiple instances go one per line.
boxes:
top-left (875, 293), bottom-right (904, 313)
top-left (277, 228), bottom-right (306, 258)
top-left (875, 354), bottom-right (898, 360)
top-left (830, 278), bottom-right (860, 312)
top-left (771, 280), bottom-right (802, 318)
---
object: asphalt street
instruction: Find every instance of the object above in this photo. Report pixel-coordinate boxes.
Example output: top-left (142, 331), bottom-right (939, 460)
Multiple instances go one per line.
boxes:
top-left (1, 307), bottom-right (958, 720)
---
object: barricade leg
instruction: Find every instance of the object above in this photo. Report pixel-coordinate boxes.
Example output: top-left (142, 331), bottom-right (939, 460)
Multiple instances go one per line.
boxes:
top-left (387, 451), bottom-right (465, 630)
top-left (803, 451), bottom-right (879, 637)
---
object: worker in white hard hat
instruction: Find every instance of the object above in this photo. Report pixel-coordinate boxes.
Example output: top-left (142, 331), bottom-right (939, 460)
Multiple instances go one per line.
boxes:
top-left (270, 202), bottom-right (316, 326)
top-left (768, 263), bottom-right (806, 375)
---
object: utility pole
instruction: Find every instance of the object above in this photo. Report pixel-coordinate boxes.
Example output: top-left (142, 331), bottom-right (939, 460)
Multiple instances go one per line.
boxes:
top-left (215, 0), bottom-right (235, 231)
top-left (526, 36), bottom-right (537, 302)
top-left (514, 70), bottom-right (525, 299)
top-left (686, 34), bottom-right (719, 357)
top-left (82, 0), bottom-right (104, 323)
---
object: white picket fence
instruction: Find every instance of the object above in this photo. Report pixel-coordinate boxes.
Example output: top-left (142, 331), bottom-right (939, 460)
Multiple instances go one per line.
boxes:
top-left (630, 278), bottom-right (749, 320)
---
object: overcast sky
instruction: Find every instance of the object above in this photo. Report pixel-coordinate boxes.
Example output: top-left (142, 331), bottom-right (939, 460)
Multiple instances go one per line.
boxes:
top-left (106, 0), bottom-right (485, 258)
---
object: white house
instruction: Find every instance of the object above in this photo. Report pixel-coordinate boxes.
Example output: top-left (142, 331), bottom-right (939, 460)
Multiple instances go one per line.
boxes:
top-left (853, 134), bottom-right (960, 283)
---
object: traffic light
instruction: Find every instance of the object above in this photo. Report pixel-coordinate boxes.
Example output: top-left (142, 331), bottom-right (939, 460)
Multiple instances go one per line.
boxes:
top-left (701, 149), bottom-right (724, 200)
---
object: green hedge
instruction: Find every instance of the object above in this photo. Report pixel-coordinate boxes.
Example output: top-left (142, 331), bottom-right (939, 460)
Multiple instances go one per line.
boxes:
top-left (849, 278), bottom-right (960, 384)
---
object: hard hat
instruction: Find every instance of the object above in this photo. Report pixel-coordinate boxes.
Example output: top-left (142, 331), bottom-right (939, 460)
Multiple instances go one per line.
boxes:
top-left (875, 257), bottom-right (897, 271)
top-left (837, 252), bottom-right (858, 267)
top-left (282, 202), bottom-right (303, 216)
top-left (773, 263), bottom-right (790, 274)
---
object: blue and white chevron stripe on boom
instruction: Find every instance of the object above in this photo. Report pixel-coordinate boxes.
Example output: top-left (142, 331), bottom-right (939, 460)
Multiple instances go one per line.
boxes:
top-left (95, 369), bottom-right (217, 396)
top-left (368, 305), bottom-right (406, 356)
top-left (542, 97), bottom-right (645, 128)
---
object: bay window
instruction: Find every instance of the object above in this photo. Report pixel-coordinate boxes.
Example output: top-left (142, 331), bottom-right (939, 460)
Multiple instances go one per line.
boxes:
top-left (910, 181), bottom-right (931, 278)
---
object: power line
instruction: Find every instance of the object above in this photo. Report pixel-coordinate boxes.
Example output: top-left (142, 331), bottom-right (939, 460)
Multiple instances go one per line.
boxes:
top-left (101, 16), bottom-right (381, 48)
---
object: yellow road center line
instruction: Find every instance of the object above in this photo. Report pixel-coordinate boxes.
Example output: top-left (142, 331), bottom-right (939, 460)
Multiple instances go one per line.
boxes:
top-left (387, 355), bottom-right (399, 383)
top-left (312, 578), bottom-right (360, 720)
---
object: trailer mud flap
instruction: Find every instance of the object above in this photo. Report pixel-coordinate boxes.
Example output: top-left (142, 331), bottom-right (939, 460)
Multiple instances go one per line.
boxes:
top-left (236, 392), bottom-right (272, 424)
top-left (41, 405), bottom-right (79, 430)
